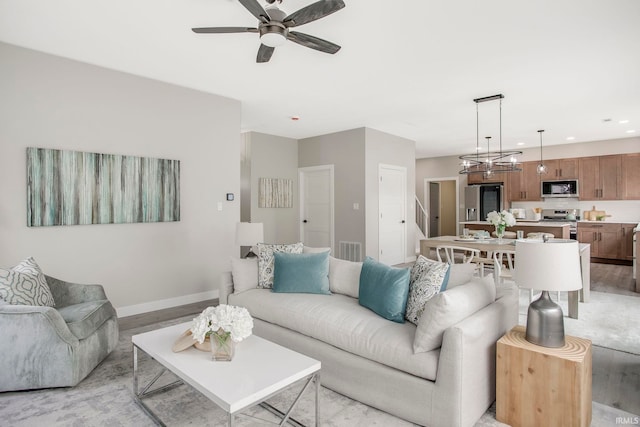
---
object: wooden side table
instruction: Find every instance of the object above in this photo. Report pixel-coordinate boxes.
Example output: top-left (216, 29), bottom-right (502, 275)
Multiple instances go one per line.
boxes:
top-left (496, 325), bottom-right (592, 427)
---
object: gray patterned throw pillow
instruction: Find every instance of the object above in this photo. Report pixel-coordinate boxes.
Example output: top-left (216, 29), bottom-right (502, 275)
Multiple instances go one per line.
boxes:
top-left (405, 255), bottom-right (449, 325)
top-left (256, 242), bottom-right (304, 289)
top-left (0, 257), bottom-right (56, 307)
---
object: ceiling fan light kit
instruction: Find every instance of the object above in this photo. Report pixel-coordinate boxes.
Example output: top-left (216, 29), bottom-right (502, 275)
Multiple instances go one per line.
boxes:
top-left (260, 4), bottom-right (287, 46)
top-left (260, 24), bottom-right (287, 47)
top-left (192, 0), bottom-right (345, 62)
top-left (459, 94), bottom-right (523, 177)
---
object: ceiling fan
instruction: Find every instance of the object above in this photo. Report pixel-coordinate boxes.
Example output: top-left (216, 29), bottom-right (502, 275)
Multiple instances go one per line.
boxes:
top-left (192, 0), bottom-right (345, 63)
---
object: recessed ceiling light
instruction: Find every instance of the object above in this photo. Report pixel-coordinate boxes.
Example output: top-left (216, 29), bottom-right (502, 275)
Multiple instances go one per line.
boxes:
top-left (619, 120), bottom-right (629, 124)
top-left (566, 136), bottom-right (575, 141)
top-left (517, 142), bottom-right (525, 146)
top-left (626, 129), bottom-right (636, 133)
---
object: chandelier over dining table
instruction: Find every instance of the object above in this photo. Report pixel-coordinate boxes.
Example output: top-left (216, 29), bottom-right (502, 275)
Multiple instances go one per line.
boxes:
top-left (459, 94), bottom-right (523, 177)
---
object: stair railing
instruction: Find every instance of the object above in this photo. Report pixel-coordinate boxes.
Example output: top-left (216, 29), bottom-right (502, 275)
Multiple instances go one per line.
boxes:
top-left (415, 195), bottom-right (427, 237)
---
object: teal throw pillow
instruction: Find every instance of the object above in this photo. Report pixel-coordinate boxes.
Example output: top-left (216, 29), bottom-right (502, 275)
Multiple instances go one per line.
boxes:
top-left (358, 257), bottom-right (410, 323)
top-left (272, 251), bottom-right (330, 295)
top-left (441, 266), bottom-right (451, 291)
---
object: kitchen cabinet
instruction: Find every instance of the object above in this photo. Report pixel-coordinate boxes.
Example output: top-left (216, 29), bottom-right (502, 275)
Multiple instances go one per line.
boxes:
top-left (622, 224), bottom-right (636, 261)
top-left (578, 155), bottom-right (622, 200)
top-left (508, 161), bottom-right (541, 202)
top-left (545, 158), bottom-right (579, 179)
top-left (622, 153), bottom-right (640, 200)
top-left (577, 222), bottom-right (622, 260)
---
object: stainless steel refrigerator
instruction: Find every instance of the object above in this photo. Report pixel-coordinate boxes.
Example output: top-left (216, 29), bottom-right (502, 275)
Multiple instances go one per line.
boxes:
top-left (465, 184), bottom-right (504, 221)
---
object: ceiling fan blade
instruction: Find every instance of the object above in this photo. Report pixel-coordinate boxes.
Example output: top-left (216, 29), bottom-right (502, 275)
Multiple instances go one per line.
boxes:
top-left (257, 44), bottom-right (275, 63)
top-left (283, 0), bottom-right (345, 28)
top-left (192, 27), bottom-right (258, 34)
top-left (287, 31), bottom-right (341, 54)
top-left (238, 0), bottom-right (271, 24)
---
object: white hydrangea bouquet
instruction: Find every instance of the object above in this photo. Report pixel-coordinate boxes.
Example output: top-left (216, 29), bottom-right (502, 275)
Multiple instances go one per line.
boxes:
top-left (486, 210), bottom-right (516, 239)
top-left (191, 304), bottom-right (254, 361)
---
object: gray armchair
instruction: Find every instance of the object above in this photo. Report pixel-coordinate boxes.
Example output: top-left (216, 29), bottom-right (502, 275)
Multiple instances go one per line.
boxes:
top-left (0, 275), bottom-right (119, 391)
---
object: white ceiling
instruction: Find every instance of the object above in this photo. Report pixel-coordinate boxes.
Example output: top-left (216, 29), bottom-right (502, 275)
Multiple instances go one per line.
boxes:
top-left (1, 0), bottom-right (639, 158)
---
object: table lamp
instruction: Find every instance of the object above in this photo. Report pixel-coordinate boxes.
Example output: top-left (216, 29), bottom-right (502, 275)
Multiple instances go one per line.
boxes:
top-left (514, 240), bottom-right (582, 347)
top-left (235, 222), bottom-right (264, 258)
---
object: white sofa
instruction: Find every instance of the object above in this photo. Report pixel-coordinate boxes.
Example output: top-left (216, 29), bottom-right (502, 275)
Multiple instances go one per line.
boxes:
top-left (220, 257), bottom-right (518, 427)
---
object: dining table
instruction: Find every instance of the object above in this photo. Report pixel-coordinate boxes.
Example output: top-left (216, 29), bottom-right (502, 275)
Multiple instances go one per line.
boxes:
top-left (419, 236), bottom-right (591, 319)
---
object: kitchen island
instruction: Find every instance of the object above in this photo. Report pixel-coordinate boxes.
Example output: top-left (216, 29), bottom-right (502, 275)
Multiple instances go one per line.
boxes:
top-left (461, 221), bottom-right (571, 239)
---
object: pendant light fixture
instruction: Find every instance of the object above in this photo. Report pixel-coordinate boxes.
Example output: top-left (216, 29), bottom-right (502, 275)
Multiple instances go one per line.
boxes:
top-left (484, 136), bottom-right (493, 177)
top-left (536, 129), bottom-right (548, 174)
top-left (459, 94), bottom-right (522, 177)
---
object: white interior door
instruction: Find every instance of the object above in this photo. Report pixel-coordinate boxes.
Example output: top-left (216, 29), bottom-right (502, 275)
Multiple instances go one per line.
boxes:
top-left (379, 164), bottom-right (406, 265)
top-left (299, 165), bottom-right (334, 251)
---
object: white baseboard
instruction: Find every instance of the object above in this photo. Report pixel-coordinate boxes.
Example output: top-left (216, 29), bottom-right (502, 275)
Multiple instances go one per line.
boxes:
top-left (116, 289), bottom-right (219, 318)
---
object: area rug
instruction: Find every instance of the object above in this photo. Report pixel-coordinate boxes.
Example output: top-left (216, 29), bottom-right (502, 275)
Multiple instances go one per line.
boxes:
top-left (518, 290), bottom-right (640, 355)
top-left (0, 316), bottom-right (635, 426)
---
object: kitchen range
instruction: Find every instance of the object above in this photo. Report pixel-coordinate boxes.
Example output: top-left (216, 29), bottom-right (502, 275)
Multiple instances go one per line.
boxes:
top-left (539, 209), bottom-right (580, 240)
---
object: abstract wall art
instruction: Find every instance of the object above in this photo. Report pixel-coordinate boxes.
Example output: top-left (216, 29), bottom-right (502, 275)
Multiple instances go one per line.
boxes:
top-left (26, 147), bottom-right (180, 226)
top-left (258, 178), bottom-right (293, 208)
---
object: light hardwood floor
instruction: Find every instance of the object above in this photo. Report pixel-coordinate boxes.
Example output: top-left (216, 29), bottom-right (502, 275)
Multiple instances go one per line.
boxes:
top-left (118, 262), bottom-right (640, 416)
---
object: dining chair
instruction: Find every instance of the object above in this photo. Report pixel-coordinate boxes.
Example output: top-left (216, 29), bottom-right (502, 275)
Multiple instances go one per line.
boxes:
top-left (493, 250), bottom-right (516, 288)
top-left (435, 246), bottom-right (482, 275)
top-left (498, 250), bottom-right (560, 303)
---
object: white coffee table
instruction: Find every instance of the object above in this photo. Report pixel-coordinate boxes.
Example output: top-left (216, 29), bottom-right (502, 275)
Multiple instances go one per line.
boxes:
top-left (132, 322), bottom-right (321, 426)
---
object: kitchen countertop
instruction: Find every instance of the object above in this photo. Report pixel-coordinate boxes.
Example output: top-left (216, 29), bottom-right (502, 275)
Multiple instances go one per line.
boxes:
top-left (460, 221), bottom-right (571, 227)
top-left (577, 220), bottom-right (640, 225)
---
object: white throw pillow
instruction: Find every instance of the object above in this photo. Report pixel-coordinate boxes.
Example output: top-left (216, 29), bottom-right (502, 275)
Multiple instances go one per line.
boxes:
top-left (413, 275), bottom-right (496, 353)
top-left (405, 256), bottom-right (450, 325)
top-left (445, 263), bottom-right (477, 289)
top-left (328, 256), bottom-right (362, 298)
top-left (256, 242), bottom-right (304, 289)
top-left (0, 257), bottom-right (55, 307)
top-left (230, 257), bottom-right (258, 293)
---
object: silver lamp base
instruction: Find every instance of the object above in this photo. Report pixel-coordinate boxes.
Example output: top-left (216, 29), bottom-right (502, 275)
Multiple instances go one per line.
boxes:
top-left (525, 291), bottom-right (566, 348)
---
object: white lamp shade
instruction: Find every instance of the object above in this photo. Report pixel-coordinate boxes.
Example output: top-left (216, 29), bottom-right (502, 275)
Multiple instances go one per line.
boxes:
top-left (514, 240), bottom-right (582, 292)
top-left (235, 222), bottom-right (264, 247)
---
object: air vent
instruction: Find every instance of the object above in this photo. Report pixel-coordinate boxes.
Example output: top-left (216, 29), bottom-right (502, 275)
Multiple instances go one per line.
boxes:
top-left (339, 241), bottom-right (362, 262)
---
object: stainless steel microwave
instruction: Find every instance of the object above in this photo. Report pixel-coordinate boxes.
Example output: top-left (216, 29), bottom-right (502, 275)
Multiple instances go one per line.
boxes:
top-left (541, 180), bottom-right (579, 198)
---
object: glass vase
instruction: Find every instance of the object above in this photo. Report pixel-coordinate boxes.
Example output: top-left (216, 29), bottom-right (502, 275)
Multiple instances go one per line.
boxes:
top-left (495, 224), bottom-right (506, 243)
top-left (211, 330), bottom-right (235, 361)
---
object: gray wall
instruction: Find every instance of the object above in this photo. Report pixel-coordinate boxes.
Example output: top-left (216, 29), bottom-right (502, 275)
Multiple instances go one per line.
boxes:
top-left (0, 42), bottom-right (241, 315)
top-left (240, 133), bottom-right (251, 223)
top-left (299, 128), bottom-right (366, 258)
top-left (365, 128), bottom-right (416, 261)
top-left (248, 132), bottom-right (299, 244)
top-left (299, 127), bottom-right (416, 262)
